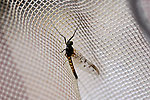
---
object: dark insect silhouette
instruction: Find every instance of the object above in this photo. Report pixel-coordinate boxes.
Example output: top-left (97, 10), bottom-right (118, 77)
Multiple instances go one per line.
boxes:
top-left (55, 27), bottom-right (78, 79)
top-left (55, 27), bottom-right (100, 79)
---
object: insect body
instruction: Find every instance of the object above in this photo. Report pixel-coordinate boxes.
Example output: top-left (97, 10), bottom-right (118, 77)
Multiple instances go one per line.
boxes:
top-left (55, 26), bottom-right (100, 79)
top-left (66, 56), bottom-right (78, 79)
top-left (55, 27), bottom-right (78, 79)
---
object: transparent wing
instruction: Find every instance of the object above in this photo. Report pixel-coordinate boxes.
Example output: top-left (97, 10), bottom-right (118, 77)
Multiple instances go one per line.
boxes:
top-left (72, 49), bottom-right (100, 75)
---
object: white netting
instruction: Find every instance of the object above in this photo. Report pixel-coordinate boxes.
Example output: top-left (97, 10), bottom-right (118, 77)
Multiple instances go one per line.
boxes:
top-left (0, 0), bottom-right (150, 100)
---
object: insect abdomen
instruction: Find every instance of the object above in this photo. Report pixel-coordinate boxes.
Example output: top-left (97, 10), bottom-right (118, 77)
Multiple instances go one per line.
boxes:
top-left (67, 56), bottom-right (78, 79)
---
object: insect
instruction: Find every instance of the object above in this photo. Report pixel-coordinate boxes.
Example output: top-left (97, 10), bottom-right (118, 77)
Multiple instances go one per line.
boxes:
top-left (55, 26), bottom-right (100, 79)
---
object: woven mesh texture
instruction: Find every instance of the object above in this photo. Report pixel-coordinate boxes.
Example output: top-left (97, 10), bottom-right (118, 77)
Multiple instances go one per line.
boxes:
top-left (0, 0), bottom-right (150, 100)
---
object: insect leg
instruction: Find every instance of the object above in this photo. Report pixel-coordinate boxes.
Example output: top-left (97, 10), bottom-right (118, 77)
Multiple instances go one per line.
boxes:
top-left (60, 49), bottom-right (66, 53)
top-left (63, 60), bottom-right (68, 65)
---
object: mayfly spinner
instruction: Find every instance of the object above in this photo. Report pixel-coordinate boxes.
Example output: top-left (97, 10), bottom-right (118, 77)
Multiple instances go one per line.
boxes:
top-left (55, 27), bottom-right (100, 79)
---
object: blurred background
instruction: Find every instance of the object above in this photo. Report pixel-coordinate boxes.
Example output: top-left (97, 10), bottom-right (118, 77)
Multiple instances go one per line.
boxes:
top-left (0, 0), bottom-right (150, 100)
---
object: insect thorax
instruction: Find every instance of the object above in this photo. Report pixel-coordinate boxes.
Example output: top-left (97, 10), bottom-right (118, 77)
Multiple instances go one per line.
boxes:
top-left (66, 46), bottom-right (74, 57)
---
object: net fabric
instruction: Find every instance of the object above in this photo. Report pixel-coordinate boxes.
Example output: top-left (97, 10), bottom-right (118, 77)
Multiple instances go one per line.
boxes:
top-left (129, 0), bottom-right (150, 43)
top-left (0, 0), bottom-right (150, 100)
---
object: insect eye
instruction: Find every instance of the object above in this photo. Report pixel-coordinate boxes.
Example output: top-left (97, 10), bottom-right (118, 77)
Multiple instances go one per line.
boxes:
top-left (70, 41), bottom-right (73, 45)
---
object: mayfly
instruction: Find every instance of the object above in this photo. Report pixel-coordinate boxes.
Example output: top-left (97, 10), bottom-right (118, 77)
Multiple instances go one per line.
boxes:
top-left (55, 26), bottom-right (100, 79)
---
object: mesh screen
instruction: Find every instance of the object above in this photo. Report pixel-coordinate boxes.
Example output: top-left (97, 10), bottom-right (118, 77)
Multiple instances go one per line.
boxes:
top-left (0, 0), bottom-right (150, 100)
top-left (129, 0), bottom-right (150, 43)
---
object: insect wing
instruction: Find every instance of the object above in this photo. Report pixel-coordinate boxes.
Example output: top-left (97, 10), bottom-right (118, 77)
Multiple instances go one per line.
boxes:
top-left (72, 50), bottom-right (100, 75)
